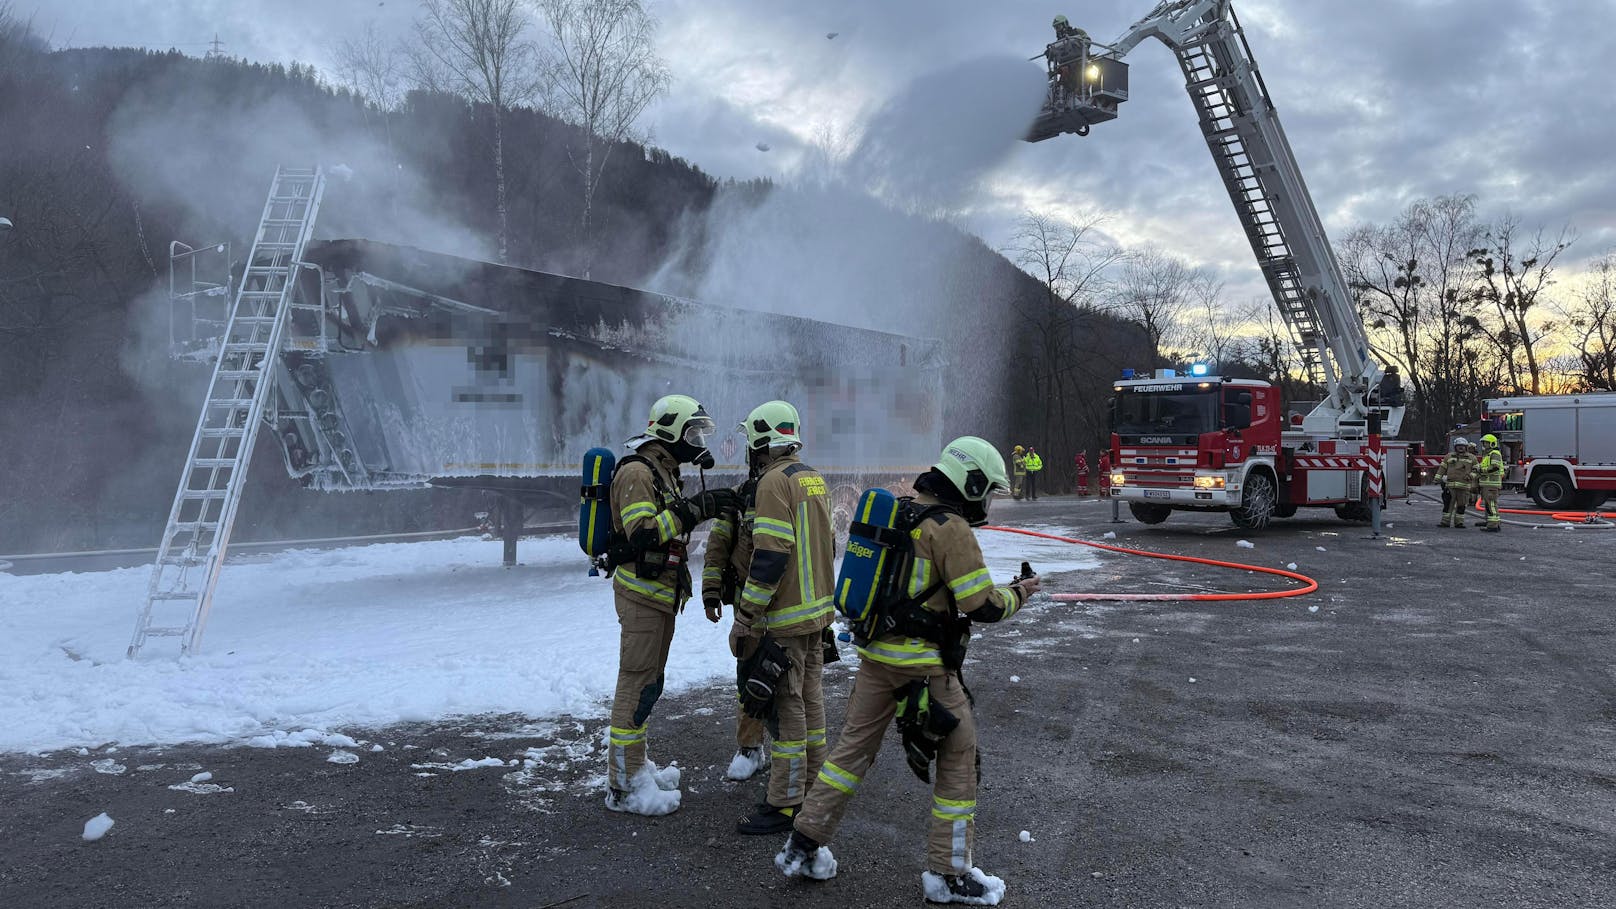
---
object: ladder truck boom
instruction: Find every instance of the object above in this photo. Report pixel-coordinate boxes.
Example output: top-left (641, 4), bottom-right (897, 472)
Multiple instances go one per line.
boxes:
top-left (1030, 0), bottom-right (1402, 440)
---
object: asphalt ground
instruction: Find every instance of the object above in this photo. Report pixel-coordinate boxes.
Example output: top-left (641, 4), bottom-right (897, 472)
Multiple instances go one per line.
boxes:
top-left (4, 493), bottom-right (1614, 908)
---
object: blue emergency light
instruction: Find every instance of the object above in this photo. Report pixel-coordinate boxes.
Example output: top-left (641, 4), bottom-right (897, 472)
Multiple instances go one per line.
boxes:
top-left (1121, 368), bottom-right (1136, 379)
top-left (1190, 363), bottom-right (1210, 377)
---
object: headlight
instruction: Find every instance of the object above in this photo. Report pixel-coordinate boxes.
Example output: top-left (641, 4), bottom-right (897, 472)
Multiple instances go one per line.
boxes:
top-left (1192, 475), bottom-right (1227, 489)
top-left (1110, 472), bottom-right (1126, 486)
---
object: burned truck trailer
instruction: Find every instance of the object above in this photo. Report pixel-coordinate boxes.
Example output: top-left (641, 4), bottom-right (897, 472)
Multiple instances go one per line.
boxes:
top-left (269, 239), bottom-right (943, 545)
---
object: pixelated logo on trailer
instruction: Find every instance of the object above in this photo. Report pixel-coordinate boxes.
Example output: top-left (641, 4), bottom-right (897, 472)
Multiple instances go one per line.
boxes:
top-left (720, 436), bottom-right (738, 461)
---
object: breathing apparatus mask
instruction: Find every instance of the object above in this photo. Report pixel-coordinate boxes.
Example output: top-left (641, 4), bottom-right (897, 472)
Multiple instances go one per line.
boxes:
top-left (915, 469), bottom-right (993, 526)
top-left (671, 416), bottom-right (716, 467)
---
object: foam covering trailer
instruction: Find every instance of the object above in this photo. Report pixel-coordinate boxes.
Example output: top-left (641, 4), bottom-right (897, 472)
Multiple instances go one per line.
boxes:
top-left (268, 240), bottom-right (943, 562)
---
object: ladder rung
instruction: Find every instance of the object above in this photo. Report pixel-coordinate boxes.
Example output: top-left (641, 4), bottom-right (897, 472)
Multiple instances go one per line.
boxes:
top-left (182, 489), bottom-right (230, 500)
top-left (172, 521), bottom-right (219, 532)
top-left (221, 342), bottom-right (270, 353)
top-left (160, 554), bottom-right (205, 567)
top-left (216, 370), bottom-right (261, 381)
top-left (201, 427), bottom-right (246, 438)
top-left (234, 316), bottom-right (280, 324)
top-left (207, 398), bottom-right (255, 408)
top-left (192, 458), bottom-right (238, 468)
top-left (148, 591), bottom-right (200, 601)
top-left (141, 626), bottom-right (189, 636)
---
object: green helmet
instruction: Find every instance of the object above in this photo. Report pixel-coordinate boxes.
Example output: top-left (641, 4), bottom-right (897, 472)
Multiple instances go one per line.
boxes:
top-left (935, 436), bottom-right (1009, 502)
top-left (741, 400), bottom-right (802, 452)
top-left (1480, 433), bottom-right (1499, 448)
top-left (641, 394), bottom-right (715, 449)
top-left (1053, 14), bottom-right (1070, 27)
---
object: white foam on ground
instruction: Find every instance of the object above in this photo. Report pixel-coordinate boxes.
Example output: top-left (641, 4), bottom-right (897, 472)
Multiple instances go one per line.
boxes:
top-left (82, 812), bottom-right (115, 841)
top-left (921, 867), bottom-right (1005, 905)
top-left (0, 529), bottom-right (1093, 753)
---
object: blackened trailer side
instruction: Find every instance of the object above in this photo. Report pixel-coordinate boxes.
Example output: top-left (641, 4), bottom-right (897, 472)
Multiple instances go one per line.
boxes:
top-left (269, 240), bottom-right (943, 545)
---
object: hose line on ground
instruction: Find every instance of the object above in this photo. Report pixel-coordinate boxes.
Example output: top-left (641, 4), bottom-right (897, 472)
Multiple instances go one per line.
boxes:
top-left (983, 525), bottom-right (1318, 603)
top-left (1407, 490), bottom-right (1615, 530)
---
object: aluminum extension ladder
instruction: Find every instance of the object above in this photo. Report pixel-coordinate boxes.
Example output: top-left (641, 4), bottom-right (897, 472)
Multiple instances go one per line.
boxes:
top-left (127, 167), bottom-right (326, 658)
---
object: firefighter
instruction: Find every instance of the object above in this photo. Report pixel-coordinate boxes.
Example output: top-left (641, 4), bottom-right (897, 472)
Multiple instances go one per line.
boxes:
top-left (733, 401), bottom-right (836, 835)
top-left (702, 474), bottom-right (767, 781)
top-left (1098, 451), bottom-right (1113, 496)
top-left (1023, 446), bottom-right (1044, 500)
top-left (1074, 450), bottom-right (1090, 496)
top-left (1476, 434), bottom-right (1506, 532)
top-left (605, 395), bottom-right (739, 815)
top-left (1010, 445), bottom-right (1027, 500)
top-left (776, 437), bottom-right (1041, 905)
top-left (1434, 437), bottom-right (1478, 529)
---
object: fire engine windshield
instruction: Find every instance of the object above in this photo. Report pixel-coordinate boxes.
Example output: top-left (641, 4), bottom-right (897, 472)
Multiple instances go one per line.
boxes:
top-left (1113, 390), bottom-right (1219, 436)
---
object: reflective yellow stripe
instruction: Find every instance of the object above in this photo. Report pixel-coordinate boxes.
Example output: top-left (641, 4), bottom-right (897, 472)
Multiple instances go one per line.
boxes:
top-left (931, 796), bottom-right (976, 821)
top-left (772, 739), bottom-right (807, 758)
top-left (620, 502), bottom-right (657, 523)
top-left (949, 568), bottom-right (992, 598)
top-left (817, 761), bottom-right (860, 795)
top-left (609, 724), bottom-right (648, 746)
top-left (767, 596), bottom-right (832, 630)
top-left (755, 517), bottom-right (795, 542)
top-left (808, 727), bottom-right (826, 747)
top-left (909, 557), bottom-right (932, 598)
top-left (655, 509), bottom-right (678, 542)
top-left (856, 638), bottom-right (942, 667)
top-left (615, 571), bottom-right (676, 605)
top-left (710, 521), bottom-right (732, 540)
top-left (994, 587), bottom-right (1020, 618)
top-left (742, 581), bottom-right (774, 607)
top-left (797, 501), bottom-right (813, 604)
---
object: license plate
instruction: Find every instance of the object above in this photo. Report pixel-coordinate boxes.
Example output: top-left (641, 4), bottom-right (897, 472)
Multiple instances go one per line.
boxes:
top-left (1144, 490), bottom-right (1169, 499)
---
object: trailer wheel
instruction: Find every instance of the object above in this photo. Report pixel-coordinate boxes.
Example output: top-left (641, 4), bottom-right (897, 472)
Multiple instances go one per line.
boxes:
top-left (1528, 471), bottom-right (1573, 510)
top-left (1128, 503), bottom-right (1172, 525)
top-left (830, 484), bottom-right (861, 547)
top-left (1230, 473), bottom-right (1277, 530)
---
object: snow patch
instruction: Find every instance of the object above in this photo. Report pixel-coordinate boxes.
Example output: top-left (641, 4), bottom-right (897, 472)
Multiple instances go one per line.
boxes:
top-left (776, 840), bottom-right (838, 880)
top-left (604, 761), bottom-right (681, 816)
top-left (82, 813), bottom-right (115, 841)
top-left (1286, 563), bottom-right (1298, 571)
top-left (327, 750), bottom-right (360, 765)
top-left (1018, 830), bottom-right (1033, 843)
top-left (725, 747), bottom-right (763, 781)
top-left (1236, 540), bottom-right (1255, 549)
top-left (190, 771), bottom-right (212, 783)
top-left (91, 759), bottom-right (126, 775)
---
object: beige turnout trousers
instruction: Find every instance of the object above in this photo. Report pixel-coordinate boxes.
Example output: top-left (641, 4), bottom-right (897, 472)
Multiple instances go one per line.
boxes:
top-left (794, 659), bottom-right (979, 875)
top-left (608, 594), bottom-right (676, 790)
top-left (767, 631), bottom-right (827, 807)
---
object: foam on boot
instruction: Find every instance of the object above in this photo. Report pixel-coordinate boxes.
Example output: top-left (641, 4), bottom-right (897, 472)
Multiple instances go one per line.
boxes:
top-left (726, 747), bottom-right (763, 781)
top-left (920, 867), bottom-right (1006, 905)
top-left (604, 762), bottom-right (681, 816)
top-left (646, 758), bottom-right (681, 791)
top-left (774, 838), bottom-right (838, 880)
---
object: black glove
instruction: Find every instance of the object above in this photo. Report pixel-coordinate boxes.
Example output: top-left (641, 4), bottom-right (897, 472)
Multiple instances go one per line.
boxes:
top-left (740, 635), bottom-right (792, 720)
top-left (893, 680), bottom-right (959, 783)
top-left (671, 487), bottom-right (741, 529)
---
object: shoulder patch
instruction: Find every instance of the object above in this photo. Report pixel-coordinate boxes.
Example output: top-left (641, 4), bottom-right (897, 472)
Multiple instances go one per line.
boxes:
top-left (782, 463), bottom-right (809, 476)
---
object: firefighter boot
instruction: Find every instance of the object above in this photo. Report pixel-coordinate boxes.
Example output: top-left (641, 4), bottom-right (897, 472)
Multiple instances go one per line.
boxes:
top-left (738, 802), bottom-right (798, 835)
top-left (922, 867), bottom-right (1007, 905)
top-left (775, 829), bottom-right (838, 880)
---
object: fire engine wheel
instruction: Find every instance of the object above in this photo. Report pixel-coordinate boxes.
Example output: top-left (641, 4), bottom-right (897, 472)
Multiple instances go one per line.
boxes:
top-left (1528, 472), bottom-right (1573, 510)
top-left (1230, 473), bottom-right (1277, 530)
top-left (1273, 503), bottom-right (1299, 519)
top-left (1128, 503), bottom-right (1172, 525)
top-left (830, 483), bottom-right (862, 547)
top-left (1335, 502), bottom-right (1372, 523)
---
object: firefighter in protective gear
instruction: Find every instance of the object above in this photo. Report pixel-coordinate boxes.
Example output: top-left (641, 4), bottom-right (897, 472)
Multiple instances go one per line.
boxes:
top-left (1010, 445), bottom-right (1026, 500)
top-left (1434, 438), bottom-right (1478, 529)
top-left (605, 395), bottom-right (739, 815)
top-left (777, 437), bottom-right (1041, 905)
top-left (1098, 451), bottom-right (1113, 495)
top-left (702, 472), bottom-right (766, 780)
top-left (1476, 434), bottom-right (1505, 532)
top-left (1023, 446), bottom-right (1044, 501)
top-left (733, 401), bottom-right (836, 835)
top-left (1074, 451), bottom-right (1090, 495)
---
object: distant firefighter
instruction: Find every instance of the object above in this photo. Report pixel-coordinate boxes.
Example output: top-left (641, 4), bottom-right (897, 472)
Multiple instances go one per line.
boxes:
top-left (1074, 451), bottom-right (1090, 495)
top-left (1434, 438), bottom-right (1478, 529)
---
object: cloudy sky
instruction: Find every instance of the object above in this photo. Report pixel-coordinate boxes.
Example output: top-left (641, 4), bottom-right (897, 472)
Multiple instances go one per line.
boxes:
top-left (38, 0), bottom-right (1616, 301)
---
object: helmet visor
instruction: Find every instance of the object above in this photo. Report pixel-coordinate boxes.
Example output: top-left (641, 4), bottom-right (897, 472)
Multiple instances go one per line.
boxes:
top-left (682, 416), bottom-right (716, 450)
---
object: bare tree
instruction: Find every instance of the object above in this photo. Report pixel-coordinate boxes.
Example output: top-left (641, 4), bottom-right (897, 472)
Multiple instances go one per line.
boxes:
top-left (1470, 217), bottom-right (1574, 395)
top-left (412, 0), bottom-right (545, 263)
top-left (1108, 245), bottom-right (1194, 361)
top-left (1561, 251), bottom-right (1616, 391)
top-left (535, 0), bottom-right (669, 272)
top-left (333, 22), bottom-right (405, 111)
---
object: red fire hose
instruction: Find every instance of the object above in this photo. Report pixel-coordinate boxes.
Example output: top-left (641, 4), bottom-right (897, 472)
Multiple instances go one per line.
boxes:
top-left (983, 525), bottom-right (1318, 603)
